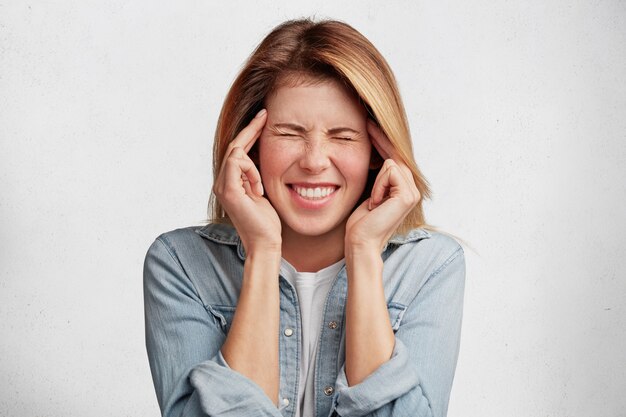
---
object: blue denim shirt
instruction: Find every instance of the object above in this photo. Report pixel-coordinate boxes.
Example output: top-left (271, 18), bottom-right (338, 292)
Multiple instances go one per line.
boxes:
top-left (144, 223), bottom-right (465, 417)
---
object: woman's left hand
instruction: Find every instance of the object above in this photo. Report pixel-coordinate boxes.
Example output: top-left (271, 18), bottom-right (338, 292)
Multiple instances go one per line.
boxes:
top-left (345, 119), bottom-right (421, 253)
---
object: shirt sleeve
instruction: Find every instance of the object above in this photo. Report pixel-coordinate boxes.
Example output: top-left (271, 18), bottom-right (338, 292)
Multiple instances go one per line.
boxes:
top-left (143, 237), bottom-right (283, 417)
top-left (331, 245), bottom-right (466, 417)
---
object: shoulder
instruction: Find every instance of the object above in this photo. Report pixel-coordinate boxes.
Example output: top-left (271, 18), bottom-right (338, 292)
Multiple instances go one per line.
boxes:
top-left (149, 222), bottom-right (240, 255)
top-left (387, 227), bottom-right (464, 265)
top-left (382, 227), bottom-right (465, 302)
top-left (145, 222), bottom-right (245, 271)
top-left (144, 223), bottom-right (245, 305)
top-left (155, 222), bottom-right (238, 246)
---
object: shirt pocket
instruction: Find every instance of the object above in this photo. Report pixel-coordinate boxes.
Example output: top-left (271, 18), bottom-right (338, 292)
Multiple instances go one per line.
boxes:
top-left (206, 304), bottom-right (237, 334)
top-left (387, 301), bottom-right (408, 332)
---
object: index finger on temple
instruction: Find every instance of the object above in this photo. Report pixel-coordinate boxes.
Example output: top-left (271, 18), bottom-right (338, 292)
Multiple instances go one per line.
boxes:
top-left (229, 109), bottom-right (268, 153)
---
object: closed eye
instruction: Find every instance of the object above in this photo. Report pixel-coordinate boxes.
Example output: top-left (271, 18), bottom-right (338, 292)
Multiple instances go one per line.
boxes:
top-left (277, 134), bottom-right (353, 141)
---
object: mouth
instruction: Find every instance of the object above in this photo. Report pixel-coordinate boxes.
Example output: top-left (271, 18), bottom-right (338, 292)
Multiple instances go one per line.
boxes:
top-left (290, 184), bottom-right (338, 200)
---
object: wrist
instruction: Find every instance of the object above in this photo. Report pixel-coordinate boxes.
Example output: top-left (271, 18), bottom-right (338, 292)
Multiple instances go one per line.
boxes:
top-left (345, 245), bottom-right (383, 272)
top-left (243, 248), bottom-right (282, 287)
top-left (345, 240), bottom-right (381, 260)
top-left (246, 245), bottom-right (282, 260)
top-left (245, 238), bottom-right (282, 257)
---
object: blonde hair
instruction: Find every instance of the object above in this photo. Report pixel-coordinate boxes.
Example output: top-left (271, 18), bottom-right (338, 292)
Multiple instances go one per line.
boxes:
top-left (208, 17), bottom-right (437, 236)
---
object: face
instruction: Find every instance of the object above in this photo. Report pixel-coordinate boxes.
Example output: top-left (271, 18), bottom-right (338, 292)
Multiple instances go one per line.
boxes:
top-left (258, 77), bottom-right (372, 239)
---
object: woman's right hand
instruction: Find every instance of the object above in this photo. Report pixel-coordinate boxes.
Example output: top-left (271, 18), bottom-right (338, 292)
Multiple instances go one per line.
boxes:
top-left (213, 109), bottom-right (282, 254)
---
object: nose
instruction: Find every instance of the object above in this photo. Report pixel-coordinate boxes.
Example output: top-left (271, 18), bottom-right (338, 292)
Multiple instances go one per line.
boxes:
top-left (298, 139), bottom-right (331, 173)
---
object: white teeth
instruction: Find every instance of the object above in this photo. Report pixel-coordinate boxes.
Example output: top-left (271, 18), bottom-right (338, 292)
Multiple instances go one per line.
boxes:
top-left (293, 186), bottom-right (336, 200)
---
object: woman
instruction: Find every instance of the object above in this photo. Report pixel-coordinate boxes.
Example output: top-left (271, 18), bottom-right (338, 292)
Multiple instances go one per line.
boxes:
top-left (144, 18), bottom-right (465, 417)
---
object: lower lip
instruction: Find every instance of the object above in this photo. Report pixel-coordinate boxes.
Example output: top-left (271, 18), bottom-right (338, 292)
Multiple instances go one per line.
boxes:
top-left (288, 186), bottom-right (338, 209)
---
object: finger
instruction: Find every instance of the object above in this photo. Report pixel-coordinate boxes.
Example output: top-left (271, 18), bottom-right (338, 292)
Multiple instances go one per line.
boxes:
top-left (241, 173), bottom-right (254, 196)
top-left (222, 148), bottom-right (263, 197)
top-left (367, 120), bottom-right (417, 189)
top-left (220, 145), bottom-right (245, 174)
top-left (218, 110), bottom-right (266, 175)
top-left (241, 161), bottom-right (264, 197)
top-left (227, 108), bottom-right (267, 154)
top-left (370, 159), bottom-right (416, 210)
top-left (233, 147), bottom-right (264, 197)
top-left (391, 162), bottom-right (421, 203)
top-left (396, 161), bottom-right (415, 185)
top-left (367, 119), bottom-right (395, 160)
top-left (369, 160), bottom-right (394, 209)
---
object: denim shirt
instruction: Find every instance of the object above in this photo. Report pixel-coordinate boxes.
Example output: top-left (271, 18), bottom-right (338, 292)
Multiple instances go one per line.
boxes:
top-left (143, 223), bottom-right (465, 417)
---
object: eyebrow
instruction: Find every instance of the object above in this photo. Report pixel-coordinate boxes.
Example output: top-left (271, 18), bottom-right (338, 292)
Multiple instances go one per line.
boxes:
top-left (272, 123), bottom-right (359, 135)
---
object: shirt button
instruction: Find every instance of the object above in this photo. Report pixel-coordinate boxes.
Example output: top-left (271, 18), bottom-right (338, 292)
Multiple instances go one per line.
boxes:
top-left (284, 328), bottom-right (294, 337)
top-left (323, 386), bottom-right (334, 396)
top-left (328, 321), bottom-right (338, 329)
top-left (282, 398), bottom-right (290, 406)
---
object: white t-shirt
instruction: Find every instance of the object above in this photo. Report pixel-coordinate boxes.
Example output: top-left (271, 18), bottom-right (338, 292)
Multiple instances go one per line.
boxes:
top-left (280, 258), bottom-right (345, 417)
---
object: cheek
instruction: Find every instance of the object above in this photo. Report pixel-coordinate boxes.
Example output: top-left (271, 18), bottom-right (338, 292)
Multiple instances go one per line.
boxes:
top-left (333, 145), bottom-right (372, 180)
top-left (258, 139), bottom-right (296, 180)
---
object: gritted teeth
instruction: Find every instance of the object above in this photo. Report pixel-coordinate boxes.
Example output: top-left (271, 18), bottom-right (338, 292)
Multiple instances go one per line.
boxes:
top-left (291, 185), bottom-right (337, 199)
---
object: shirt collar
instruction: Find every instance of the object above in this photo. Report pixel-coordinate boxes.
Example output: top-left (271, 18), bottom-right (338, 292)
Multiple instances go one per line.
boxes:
top-left (383, 227), bottom-right (431, 251)
top-left (195, 222), bottom-right (247, 260)
top-left (195, 222), bottom-right (431, 260)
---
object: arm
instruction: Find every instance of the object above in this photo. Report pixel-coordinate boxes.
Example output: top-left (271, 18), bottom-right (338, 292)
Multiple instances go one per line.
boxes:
top-left (145, 109), bottom-right (285, 416)
top-left (220, 248), bottom-right (281, 405)
top-left (341, 119), bottom-right (424, 388)
top-left (212, 107), bottom-right (284, 403)
top-left (143, 237), bottom-right (283, 417)
top-left (336, 119), bottom-right (465, 416)
top-left (332, 245), bottom-right (466, 417)
top-left (344, 246), bottom-right (395, 386)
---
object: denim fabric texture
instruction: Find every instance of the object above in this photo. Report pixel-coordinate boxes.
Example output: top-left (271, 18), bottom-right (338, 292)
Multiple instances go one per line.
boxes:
top-left (144, 223), bottom-right (465, 417)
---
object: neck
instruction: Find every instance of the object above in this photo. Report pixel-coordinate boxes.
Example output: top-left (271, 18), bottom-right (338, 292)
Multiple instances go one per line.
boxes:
top-left (280, 224), bottom-right (346, 273)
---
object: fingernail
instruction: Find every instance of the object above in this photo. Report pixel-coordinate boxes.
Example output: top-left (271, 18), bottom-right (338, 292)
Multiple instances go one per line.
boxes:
top-left (255, 108), bottom-right (267, 118)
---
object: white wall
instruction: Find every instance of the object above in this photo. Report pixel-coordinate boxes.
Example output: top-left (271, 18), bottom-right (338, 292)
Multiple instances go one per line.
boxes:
top-left (1, 1), bottom-right (625, 416)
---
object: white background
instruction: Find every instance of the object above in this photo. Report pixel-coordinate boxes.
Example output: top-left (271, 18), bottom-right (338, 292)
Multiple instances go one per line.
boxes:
top-left (1, 1), bottom-right (625, 416)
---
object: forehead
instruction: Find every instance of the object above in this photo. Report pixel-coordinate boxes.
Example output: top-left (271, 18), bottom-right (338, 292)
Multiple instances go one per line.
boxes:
top-left (265, 76), bottom-right (366, 123)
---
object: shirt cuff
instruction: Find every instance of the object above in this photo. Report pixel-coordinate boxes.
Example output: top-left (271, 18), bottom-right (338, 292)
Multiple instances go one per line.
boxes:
top-left (188, 352), bottom-right (282, 416)
top-left (333, 338), bottom-right (420, 416)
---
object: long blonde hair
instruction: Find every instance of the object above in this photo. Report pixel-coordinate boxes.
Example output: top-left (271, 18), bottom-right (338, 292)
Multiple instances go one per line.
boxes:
top-left (209, 18), bottom-right (435, 235)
